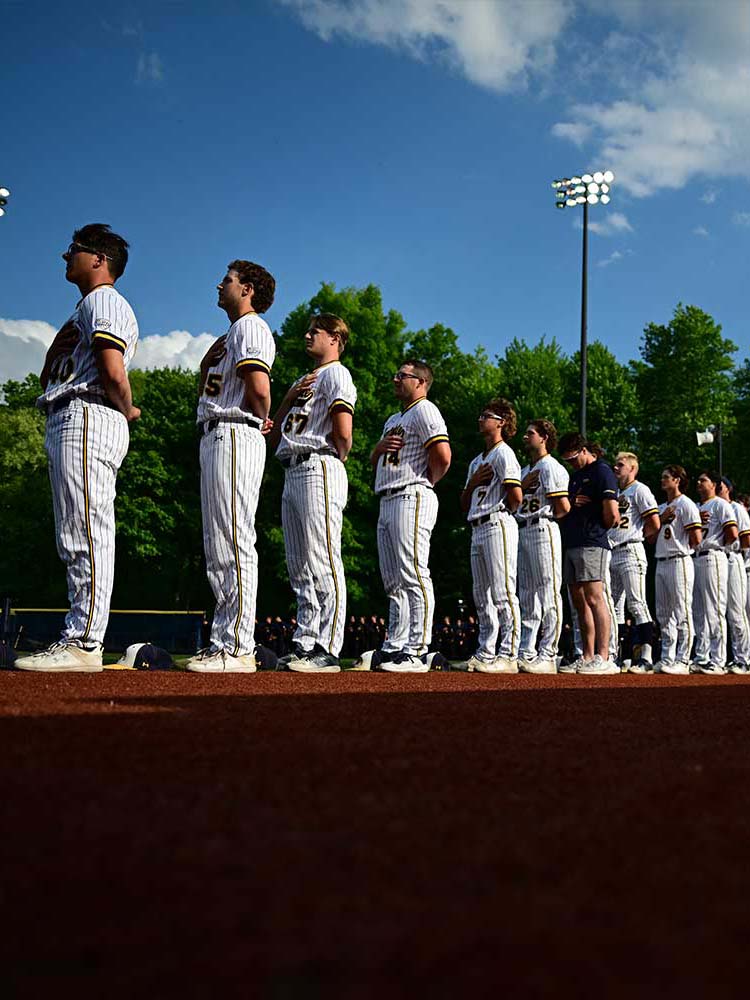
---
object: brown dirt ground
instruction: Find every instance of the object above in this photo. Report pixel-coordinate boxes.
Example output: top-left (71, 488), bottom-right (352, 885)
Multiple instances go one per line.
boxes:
top-left (2, 671), bottom-right (749, 999)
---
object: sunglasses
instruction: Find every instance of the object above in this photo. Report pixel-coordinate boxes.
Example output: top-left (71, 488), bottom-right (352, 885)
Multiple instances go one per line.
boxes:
top-left (65, 242), bottom-right (113, 260)
top-left (394, 372), bottom-right (421, 381)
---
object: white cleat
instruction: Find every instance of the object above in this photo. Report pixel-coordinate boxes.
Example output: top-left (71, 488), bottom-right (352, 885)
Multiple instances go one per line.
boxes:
top-left (658, 661), bottom-right (689, 676)
top-left (14, 640), bottom-right (104, 673)
top-left (493, 656), bottom-right (519, 674)
top-left (728, 663), bottom-right (749, 676)
top-left (578, 655), bottom-right (619, 676)
top-left (699, 663), bottom-right (727, 676)
top-left (379, 653), bottom-right (430, 673)
top-left (518, 657), bottom-right (557, 675)
top-left (186, 648), bottom-right (256, 673)
top-left (461, 655), bottom-right (496, 672)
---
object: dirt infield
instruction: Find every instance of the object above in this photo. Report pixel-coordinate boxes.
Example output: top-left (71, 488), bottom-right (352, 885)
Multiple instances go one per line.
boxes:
top-left (2, 671), bottom-right (749, 998)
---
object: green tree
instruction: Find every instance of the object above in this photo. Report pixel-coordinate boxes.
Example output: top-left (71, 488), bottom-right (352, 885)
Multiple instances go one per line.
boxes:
top-left (633, 304), bottom-right (737, 484)
top-left (567, 340), bottom-right (641, 457)
top-left (725, 358), bottom-right (750, 493)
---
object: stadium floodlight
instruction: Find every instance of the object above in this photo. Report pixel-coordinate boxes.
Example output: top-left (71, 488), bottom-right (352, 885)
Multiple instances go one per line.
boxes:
top-left (696, 423), bottom-right (723, 475)
top-left (0, 185), bottom-right (9, 219)
top-left (550, 168), bottom-right (615, 436)
top-left (0, 187), bottom-right (9, 198)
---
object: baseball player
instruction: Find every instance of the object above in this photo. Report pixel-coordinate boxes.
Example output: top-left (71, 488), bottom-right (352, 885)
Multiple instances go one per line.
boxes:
top-left (609, 452), bottom-right (660, 672)
top-left (516, 420), bottom-right (569, 674)
top-left (459, 399), bottom-right (522, 672)
top-left (186, 261), bottom-right (276, 673)
top-left (269, 313), bottom-right (356, 672)
top-left (692, 470), bottom-right (738, 674)
top-left (16, 225), bottom-right (139, 672)
top-left (370, 361), bottom-right (451, 672)
top-left (717, 477), bottom-right (750, 673)
top-left (653, 466), bottom-right (702, 675)
top-left (557, 433), bottom-right (620, 675)
top-left (740, 494), bottom-right (750, 625)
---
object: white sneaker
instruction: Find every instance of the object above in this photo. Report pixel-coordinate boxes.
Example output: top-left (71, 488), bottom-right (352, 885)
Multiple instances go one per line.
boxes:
top-left (15, 640), bottom-right (103, 673)
top-left (729, 663), bottom-right (748, 676)
top-left (558, 658), bottom-right (582, 674)
top-left (699, 663), bottom-right (727, 676)
top-left (379, 653), bottom-right (429, 673)
top-left (578, 655), bottom-right (619, 676)
top-left (519, 657), bottom-right (557, 674)
top-left (659, 661), bottom-right (689, 676)
top-left (493, 656), bottom-right (519, 674)
top-left (462, 654), bottom-right (496, 672)
top-left (186, 648), bottom-right (256, 673)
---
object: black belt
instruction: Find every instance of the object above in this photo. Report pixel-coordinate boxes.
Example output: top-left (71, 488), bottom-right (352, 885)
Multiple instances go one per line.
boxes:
top-left (470, 512), bottom-right (507, 526)
top-left (518, 517), bottom-right (552, 530)
top-left (612, 539), bottom-right (638, 549)
top-left (656, 553), bottom-right (689, 562)
top-left (378, 486), bottom-right (409, 497)
top-left (199, 417), bottom-right (262, 437)
top-left (696, 550), bottom-right (719, 557)
top-left (48, 394), bottom-right (117, 415)
top-left (280, 451), bottom-right (336, 469)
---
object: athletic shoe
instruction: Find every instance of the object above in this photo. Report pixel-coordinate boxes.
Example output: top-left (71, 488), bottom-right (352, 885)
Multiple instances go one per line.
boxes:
top-left (558, 657), bottom-right (583, 674)
top-left (378, 652), bottom-right (429, 674)
top-left (519, 656), bottom-right (557, 674)
top-left (186, 648), bottom-right (256, 673)
top-left (14, 639), bottom-right (104, 673)
top-left (659, 661), bottom-right (689, 676)
top-left (728, 663), bottom-right (749, 676)
top-left (626, 658), bottom-right (651, 674)
top-left (462, 654), bottom-right (497, 672)
top-left (699, 663), bottom-right (727, 676)
top-left (578, 655), bottom-right (619, 676)
top-left (494, 656), bottom-right (519, 674)
top-left (690, 661), bottom-right (709, 674)
top-left (288, 650), bottom-right (341, 673)
top-left (278, 642), bottom-right (309, 666)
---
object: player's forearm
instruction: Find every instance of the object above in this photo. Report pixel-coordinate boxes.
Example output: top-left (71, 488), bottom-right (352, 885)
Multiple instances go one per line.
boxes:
top-left (504, 486), bottom-right (522, 513)
top-left (427, 449), bottom-right (451, 485)
top-left (100, 369), bottom-right (135, 418)
top-left (552, 496), bottom-right (571, 519)
top-left (602, 500), bottom-right (620, 529)
top-left (331, 429), bottom-right (352, 462)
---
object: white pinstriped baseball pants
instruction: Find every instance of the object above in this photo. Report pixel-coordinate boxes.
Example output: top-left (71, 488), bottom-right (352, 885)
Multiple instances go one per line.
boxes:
top-left (726, 552), bottom-right (750, 666)
top-left (693, 551), bottom-right (728, 667)
top-left (200, 423), bottom-right (265, 656)
top-left (377, 485), bottom-right (438, 656)
top-left (470, 512), bottom-right (520, 660)
top-left (517, 519), bottom-right (562, 661)
top-left (610, 541), bottom-right (652, 625)
top-left (45, 400), bottom-right (129, 645)
top-left (655, 555), bottom-right (694, 665)
top-left (282, 454), bottom-right (348, 657)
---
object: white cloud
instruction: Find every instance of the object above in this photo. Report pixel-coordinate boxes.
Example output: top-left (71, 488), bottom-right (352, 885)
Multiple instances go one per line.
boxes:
top-left (597, 250), bottom-right (623, 268)
top-left (136, 51), bottom-right (163, 83)
top-left (550, 121), bottom-right (592, 147)
top-left (280, 0), bottom-right (573, 92)
top-left (701, 188), bottom-right (718, 204)
top-left (573, 211), bottom-right (633, 237)
top-left (0, 319), bottom-right (57, 384)
top-left (552, 5), bottom-right (750, 196)
top-left (133, 331), bottom-right (215, 370)
top-left (693, 225), bottom-right (709, 237)
top-left (733, 211), bottom-right (750, 227)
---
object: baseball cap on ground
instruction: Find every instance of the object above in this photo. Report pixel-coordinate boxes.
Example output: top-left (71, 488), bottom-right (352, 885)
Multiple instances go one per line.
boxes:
top-left (255, 644), bottom-right (279, 670)
top-left (114, 643), bottom-right (174, 670)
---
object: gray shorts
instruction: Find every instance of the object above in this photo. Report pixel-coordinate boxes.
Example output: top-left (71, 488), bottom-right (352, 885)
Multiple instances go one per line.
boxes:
top-left (564, 546), bottom-right (610, 584)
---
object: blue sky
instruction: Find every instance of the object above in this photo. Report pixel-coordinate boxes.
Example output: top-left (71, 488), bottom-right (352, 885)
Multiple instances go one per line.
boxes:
top-left (2, 0), bottom-right (749, 381)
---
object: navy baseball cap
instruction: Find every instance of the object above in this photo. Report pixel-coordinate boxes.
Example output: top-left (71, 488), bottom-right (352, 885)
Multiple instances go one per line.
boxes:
top-left (113, 643), bottom-right (174, 670)
top-left (721, 476), bottom-right (734, 493)
top-left (255, 644), bottom-right (279, 671)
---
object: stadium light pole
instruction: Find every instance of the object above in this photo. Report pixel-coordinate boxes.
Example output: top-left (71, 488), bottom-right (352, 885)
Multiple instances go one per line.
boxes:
top-left (0, 186), bottom-right (10, 218)
top-left (551, 170), bottom-right (615, 437)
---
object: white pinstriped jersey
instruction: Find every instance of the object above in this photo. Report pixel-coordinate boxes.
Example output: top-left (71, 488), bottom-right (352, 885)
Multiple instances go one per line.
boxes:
top-left (729, 500), bottom-right (750, 554)
top-left (275, 360), bottom-right (356, 460)
top-left (697, 497), bottom-right (737, 551)
top-left (517, 454), bottom-right (568, 522)
top-left (608, 481), bottom-right (659, 545)
top-left (656, 495), bottom-right (701, 557)
top-left (374, 398), bottom-right (448, 492)
top-left (197, 313), bottom-right (275, 425)
top-left (464, 440), bottom-right (522, 521)
top-left (38, 285), bottom-right (138, 406)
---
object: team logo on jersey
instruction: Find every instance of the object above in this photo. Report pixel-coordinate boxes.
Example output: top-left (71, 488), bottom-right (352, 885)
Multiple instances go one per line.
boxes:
top-left (94, 318), bottom-right (112, 329)
top-left (390, 423), bottom-right (406, 438)
top-left (618, 495), bottom-right (629, 514)
top-left (296, 388), bottom-right (314, 402)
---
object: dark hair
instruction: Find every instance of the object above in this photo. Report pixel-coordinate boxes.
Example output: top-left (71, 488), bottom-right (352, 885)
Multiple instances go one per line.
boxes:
top-left (557, 431), bottom-right (604, 458)
top-left (527, 418), bottom-right (557, 451)
top-left (309, 312), bottom-right (350, 352)
top-left (698, 469), bottom-right (721, 489)
top-left (662, 464), bottom-right (689, 493)
top-left (402, 358), bottom-right (434, 390)
top-left (720, 475), bottom-right (735, 498)
top-left (485, 398), bottom-right (517, 442)
top-left (228, 260), bottom-right (276, 313)
top-left (73, 223), bottom-right (129, 279)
